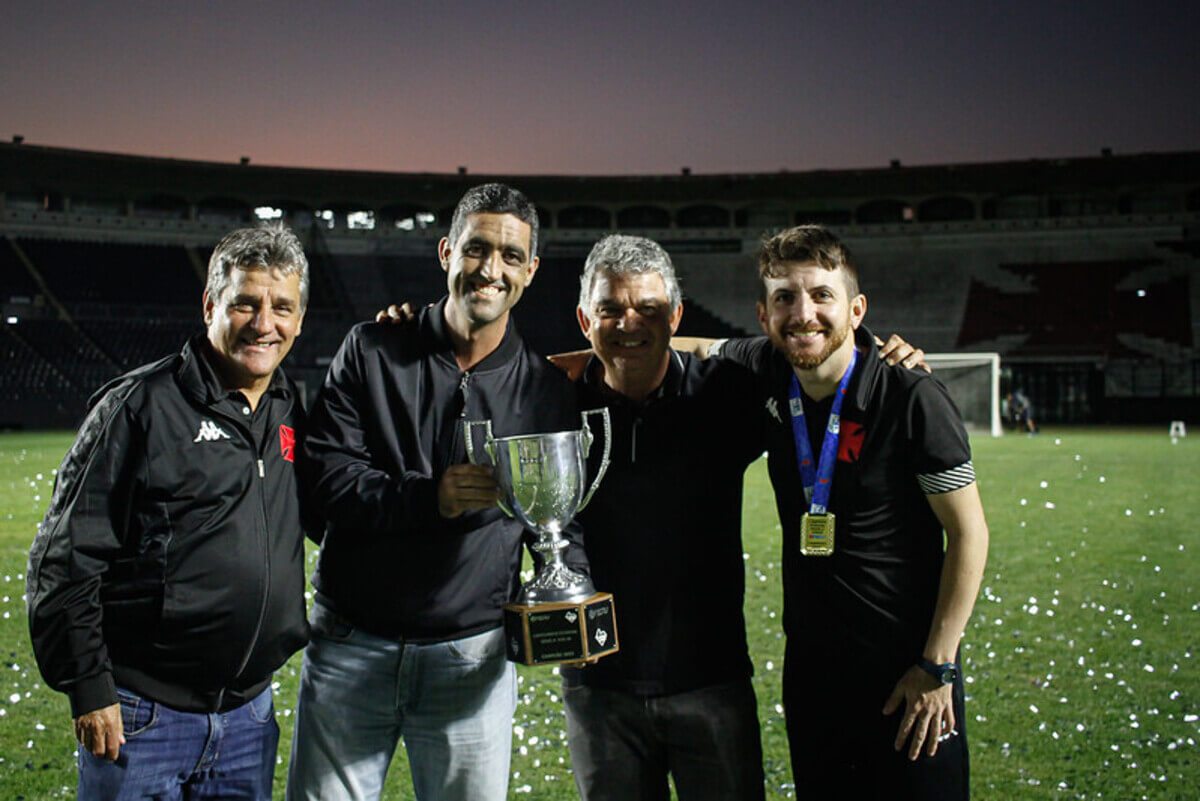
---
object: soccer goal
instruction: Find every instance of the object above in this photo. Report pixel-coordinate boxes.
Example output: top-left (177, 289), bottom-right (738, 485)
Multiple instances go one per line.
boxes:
top-left (925, 353), bottom-right (1002, 437)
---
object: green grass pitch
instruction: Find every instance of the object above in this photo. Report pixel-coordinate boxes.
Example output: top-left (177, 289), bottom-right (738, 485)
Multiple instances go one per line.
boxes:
top-left (0, 428), bottom-right (1196, 799)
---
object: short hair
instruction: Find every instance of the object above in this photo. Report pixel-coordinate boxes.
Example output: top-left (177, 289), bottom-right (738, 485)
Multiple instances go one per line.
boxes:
top-left (579, 234), bottom-right (682, 312)
top-left (757, 225), bottom-right (859, 300)
top-left (206, 223), bottom-right (309, 309)
top-left (446, 183), bottom-right (539, 258)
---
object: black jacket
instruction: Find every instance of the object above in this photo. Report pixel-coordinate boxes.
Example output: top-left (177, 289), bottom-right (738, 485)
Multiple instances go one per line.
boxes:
top-left (27, 336), bottom-right (310, 716)
top-left (305, 298), bottom-right (586, 642)
top-left (563, 351), bottom-right (764, 695)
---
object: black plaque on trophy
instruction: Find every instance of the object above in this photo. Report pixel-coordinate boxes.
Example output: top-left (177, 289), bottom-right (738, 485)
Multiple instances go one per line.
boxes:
top-left (505, 592), bottom-right (620, 666)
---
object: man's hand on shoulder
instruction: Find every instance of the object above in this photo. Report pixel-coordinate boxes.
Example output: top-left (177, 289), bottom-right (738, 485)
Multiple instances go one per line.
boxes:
top-left (438, 464), bottom-right (501, 518)
top-left (375, 302), bottom-right (419, 324)
top-left (547, 350), bottom-right (591, 381)
top-left (875, 333), bottom-right (930, 372)
top-left (670, 336), bottom-right (723, 359)
top-left (74, 703), bottom-right (124, 761)
top-left (882, 665), bottom-right (956, 760)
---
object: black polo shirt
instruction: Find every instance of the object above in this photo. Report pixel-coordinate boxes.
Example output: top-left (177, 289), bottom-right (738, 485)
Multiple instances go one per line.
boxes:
top-left (562, 350), bottom-right (765, 696)
top-left (195, 340), bottom-right (296, 455)
top-left (719, 328), bottom-right (974, 676)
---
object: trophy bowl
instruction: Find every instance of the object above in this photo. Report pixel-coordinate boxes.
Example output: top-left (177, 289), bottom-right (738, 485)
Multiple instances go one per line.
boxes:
top-left (464, 409), bottom-right (619, 665)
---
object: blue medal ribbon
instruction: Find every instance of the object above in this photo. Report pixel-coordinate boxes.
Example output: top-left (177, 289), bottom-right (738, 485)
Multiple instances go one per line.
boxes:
top-left (788, 348), bottom-right (858, 514)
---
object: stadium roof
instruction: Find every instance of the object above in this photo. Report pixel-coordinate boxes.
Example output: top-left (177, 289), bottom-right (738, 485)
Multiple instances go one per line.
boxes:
top-left (3, 141), bottom-right (1198, 210)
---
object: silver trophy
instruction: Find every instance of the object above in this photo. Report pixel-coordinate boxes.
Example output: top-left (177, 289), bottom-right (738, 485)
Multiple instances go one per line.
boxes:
top-left (463, 408), bottom-right (619, 664)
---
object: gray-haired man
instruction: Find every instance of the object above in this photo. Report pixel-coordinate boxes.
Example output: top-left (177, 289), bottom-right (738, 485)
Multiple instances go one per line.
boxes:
top-left (28, 224), bottom-right (311, 800)
top-left (563, 234), bottom-right (767, 801)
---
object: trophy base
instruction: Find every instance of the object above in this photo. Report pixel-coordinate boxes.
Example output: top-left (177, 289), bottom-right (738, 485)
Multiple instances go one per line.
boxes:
top-left (503, 592), bottom-right (619, 666)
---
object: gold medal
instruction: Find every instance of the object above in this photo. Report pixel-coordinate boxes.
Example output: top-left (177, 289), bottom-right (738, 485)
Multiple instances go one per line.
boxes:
top-left (800, 512), bottom-right (835, 556)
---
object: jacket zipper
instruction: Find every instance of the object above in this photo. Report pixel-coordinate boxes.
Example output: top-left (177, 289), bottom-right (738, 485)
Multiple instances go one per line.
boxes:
top-left (451, 371), bottom-right (472, 460)
top-left (222, 398), bottom-right (287, 686)
top-left (194, 404), bottom-right (269, 707)
top-left (459, 372), bottom-right (472, 413)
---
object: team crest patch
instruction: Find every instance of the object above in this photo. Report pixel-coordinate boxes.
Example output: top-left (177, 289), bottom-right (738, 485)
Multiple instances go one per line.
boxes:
top-left (279, 424), bottom-right (296, 463)
top-left (838, 420), bottom-right (866, 463)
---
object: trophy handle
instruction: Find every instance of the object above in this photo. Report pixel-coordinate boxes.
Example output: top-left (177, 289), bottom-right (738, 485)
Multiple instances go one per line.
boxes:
top-left (462, 419), bottom-right (514, 518)
top-left (462, 419), bottom-right (492, 465)
top-left (576, 407), bottom-right (611, 512)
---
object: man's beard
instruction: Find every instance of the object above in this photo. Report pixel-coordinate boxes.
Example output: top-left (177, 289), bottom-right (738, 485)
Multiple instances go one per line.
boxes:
top-left (777, 320), bottom-right (851, 370)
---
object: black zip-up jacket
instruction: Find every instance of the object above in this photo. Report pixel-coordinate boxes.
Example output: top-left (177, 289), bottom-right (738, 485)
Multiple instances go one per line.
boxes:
top-left (563, 351), bottom-right (764, 695)
top-left (27, 336), bottom-right (310, 716)
top-left (305, 297), bottom-right (586, 642)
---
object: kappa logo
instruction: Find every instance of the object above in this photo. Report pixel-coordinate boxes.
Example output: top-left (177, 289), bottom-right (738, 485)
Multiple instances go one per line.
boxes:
top-left (193, 419), bottom-right (231, 443)
top-left (765, 397), bottom-right (783, 424)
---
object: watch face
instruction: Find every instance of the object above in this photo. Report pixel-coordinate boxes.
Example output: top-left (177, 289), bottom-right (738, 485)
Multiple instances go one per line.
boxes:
top-left (941, 665), bottom-right (959, 684)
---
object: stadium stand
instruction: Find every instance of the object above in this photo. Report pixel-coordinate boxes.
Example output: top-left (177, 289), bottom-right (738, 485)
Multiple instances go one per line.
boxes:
top-left (957, 260), bottom-right (1192, 358)
top-left (1, 237), bottom-right (43, 301)
top-left (18, 239), bottom-right (201, 309)
top-left (79, 317), bottom-right (202, 371)
top-left (0, 324), bottom-right (80, 427)
top-left (2, 142), bottom-right (1197, 426)
top-left (11, 318), bottom-right (120, 394)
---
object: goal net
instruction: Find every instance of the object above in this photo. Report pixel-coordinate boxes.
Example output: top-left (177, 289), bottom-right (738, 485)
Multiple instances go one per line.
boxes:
top-left (925, 353), bottom-right (1002, 437)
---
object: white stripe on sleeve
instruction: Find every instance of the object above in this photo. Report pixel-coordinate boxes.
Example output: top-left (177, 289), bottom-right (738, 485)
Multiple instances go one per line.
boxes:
top-left (917, 461), bottom-right (976, 495)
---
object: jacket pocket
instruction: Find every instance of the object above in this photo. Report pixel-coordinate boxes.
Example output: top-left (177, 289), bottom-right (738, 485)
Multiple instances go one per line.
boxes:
top-left (100, 553), bottom-right (165, 635)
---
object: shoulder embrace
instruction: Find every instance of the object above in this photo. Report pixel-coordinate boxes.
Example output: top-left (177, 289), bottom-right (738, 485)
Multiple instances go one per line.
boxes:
top-left (688, 350), bottom-right (753, 387)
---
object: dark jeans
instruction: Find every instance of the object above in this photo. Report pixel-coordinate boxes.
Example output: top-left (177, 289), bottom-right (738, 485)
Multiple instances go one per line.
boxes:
top-left (77, 686), bottom-right (278, 800)
top-left (783, 641), bottom-right (969, 801)
top-left (563, 679), bottom-right (765, 801)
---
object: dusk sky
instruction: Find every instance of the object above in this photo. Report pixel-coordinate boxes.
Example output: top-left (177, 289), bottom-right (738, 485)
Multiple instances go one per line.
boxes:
top-left (3, 1), bottom-right (1197, 175)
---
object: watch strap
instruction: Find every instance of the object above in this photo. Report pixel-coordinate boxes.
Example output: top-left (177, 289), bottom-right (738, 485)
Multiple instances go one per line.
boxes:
top-left (916, 657), bottom-right (957, 684)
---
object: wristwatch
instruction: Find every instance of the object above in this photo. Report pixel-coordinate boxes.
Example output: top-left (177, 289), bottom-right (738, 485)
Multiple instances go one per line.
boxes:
top-left (917, 658), bottom-right (959, 685)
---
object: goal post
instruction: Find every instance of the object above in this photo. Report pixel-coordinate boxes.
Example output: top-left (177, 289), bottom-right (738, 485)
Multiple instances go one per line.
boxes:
top-left (924, 352), bottom-right (1003, 437)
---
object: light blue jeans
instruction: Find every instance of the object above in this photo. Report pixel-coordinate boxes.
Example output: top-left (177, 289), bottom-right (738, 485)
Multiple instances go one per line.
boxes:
top-left (285, 600), bottom-right (516, 801)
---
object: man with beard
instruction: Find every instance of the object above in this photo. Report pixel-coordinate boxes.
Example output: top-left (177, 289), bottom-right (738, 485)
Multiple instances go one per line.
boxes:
top-left (367, 227), bottom-right (928, 800)
top-left (713, 225), bottom-right (989, 800)
top-left (557, 235), bottom-right (921, 800)
top-left (287, 183), bottom-right (584, 801)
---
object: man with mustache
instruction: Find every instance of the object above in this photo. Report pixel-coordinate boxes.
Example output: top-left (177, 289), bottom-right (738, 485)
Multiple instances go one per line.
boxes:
top-left (713, 225), bottom-right (989, 800)
top-left (287, 183), bottom-right (585, 801)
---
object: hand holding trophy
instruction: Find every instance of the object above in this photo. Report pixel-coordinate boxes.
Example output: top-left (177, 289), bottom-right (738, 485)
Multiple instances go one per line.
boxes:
top-left (463, 408), bottom-right (619, 666)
